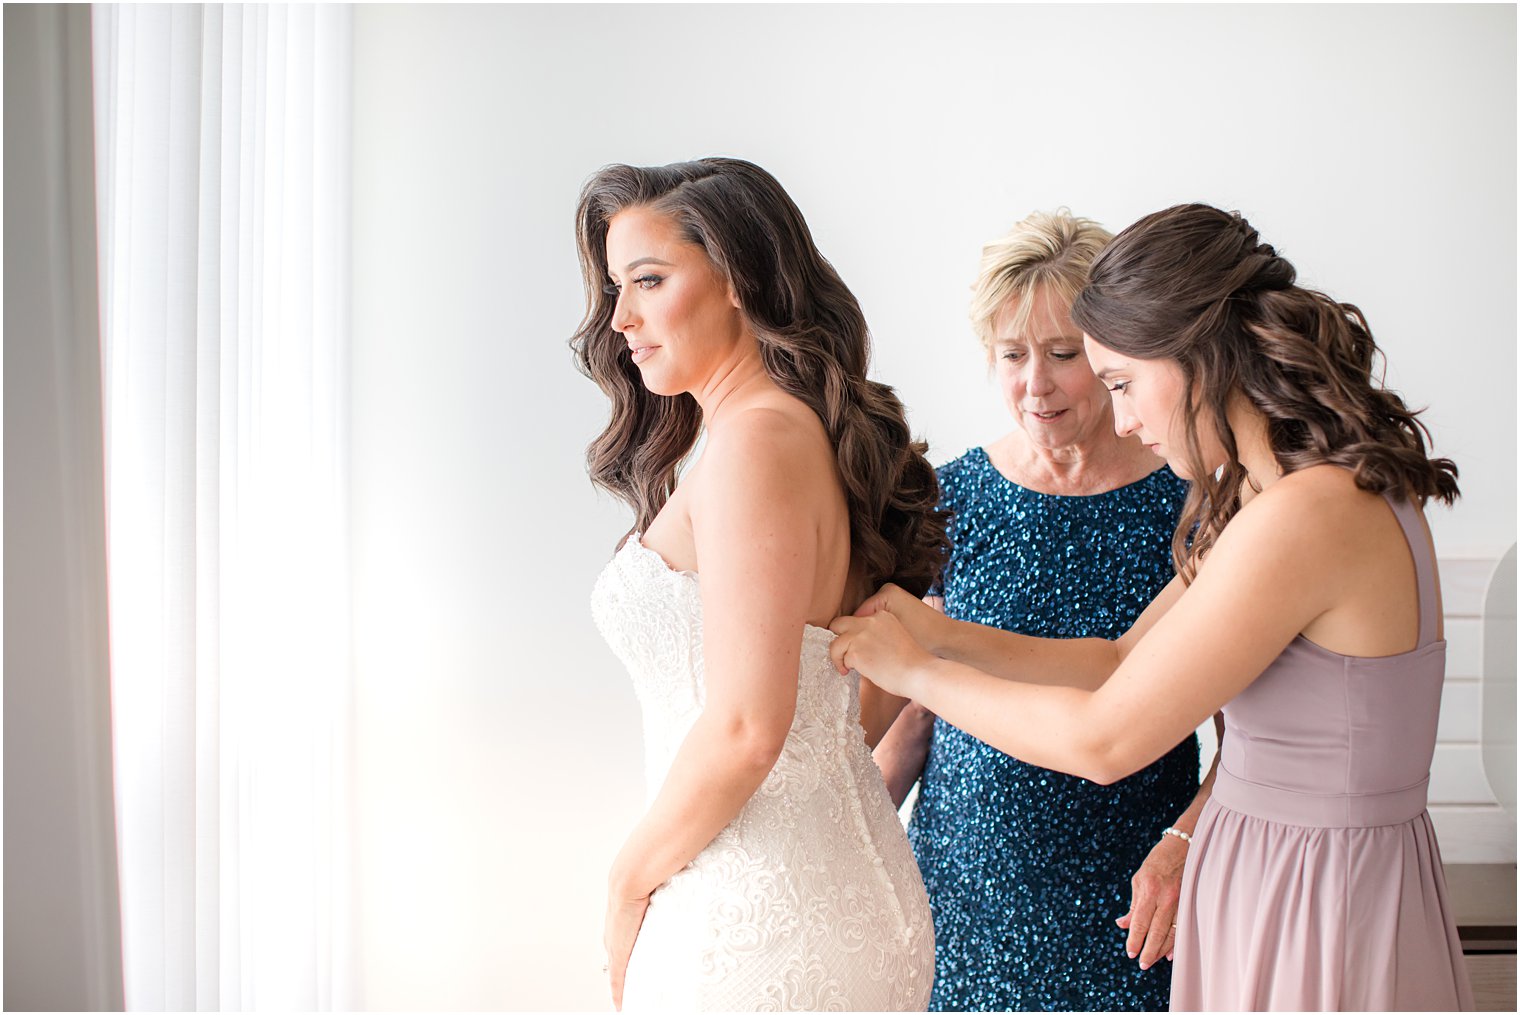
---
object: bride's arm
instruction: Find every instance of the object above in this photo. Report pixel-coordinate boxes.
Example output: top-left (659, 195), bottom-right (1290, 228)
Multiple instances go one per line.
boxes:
top-left (605, 415), bottom-right (829, 997)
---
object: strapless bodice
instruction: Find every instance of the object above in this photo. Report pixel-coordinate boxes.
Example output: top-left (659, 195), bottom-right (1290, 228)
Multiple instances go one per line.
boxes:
top-left (591, 534), bottom-right (865, 797)
top-left (589, 533), bottom-right (934, 1011)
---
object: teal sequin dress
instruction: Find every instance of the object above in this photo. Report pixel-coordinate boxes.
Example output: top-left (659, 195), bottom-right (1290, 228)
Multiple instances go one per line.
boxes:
top-left (908, 448), bottom-right (1199, 1012)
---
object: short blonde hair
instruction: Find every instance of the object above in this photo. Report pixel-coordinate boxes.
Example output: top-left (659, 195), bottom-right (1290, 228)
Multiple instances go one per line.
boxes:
top-left (970, 209), bottom-right (1113, 352)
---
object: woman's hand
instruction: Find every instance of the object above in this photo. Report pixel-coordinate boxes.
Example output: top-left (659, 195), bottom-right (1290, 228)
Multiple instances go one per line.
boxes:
top-left (829, 609), bottom-right (936, 697)
top-left (1116, 831), bottom-right (1187, 969)
top-left (604, 889), bottom-right (652, 1011)
top-left (854, 583), bottom-right (950, 653)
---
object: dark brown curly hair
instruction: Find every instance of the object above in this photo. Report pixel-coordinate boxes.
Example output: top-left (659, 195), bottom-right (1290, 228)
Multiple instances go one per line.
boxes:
top-left (1071, 203), bottom-right (1459, 583)
top-left (571, 158), bottom-right (948, 598)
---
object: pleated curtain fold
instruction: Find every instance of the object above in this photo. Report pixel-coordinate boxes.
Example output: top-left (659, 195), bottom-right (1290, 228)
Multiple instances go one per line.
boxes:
top-left (92, 5), bottom-right (355, 1009)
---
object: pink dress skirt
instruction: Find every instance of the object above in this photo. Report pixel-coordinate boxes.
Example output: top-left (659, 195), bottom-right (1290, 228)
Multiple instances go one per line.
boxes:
top-left (1169, 497), bottom-right (1474, 1011)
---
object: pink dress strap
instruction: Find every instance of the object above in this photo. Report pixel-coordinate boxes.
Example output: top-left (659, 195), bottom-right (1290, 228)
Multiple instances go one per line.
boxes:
top-left (1384, 494), bottom-right (1439, 649)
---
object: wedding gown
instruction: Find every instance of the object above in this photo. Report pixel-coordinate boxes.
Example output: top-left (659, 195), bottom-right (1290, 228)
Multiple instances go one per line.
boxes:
top-left (591, 534), bottom-right (934, 1011)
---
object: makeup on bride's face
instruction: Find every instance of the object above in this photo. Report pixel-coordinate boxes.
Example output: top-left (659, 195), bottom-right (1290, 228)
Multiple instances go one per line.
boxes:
top-left (604, 206), bottom-right (746, 398)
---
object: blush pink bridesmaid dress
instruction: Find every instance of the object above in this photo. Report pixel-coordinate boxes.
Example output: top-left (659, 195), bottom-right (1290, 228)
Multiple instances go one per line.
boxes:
top-left (1170, 495), bottom-right (1475, 1011)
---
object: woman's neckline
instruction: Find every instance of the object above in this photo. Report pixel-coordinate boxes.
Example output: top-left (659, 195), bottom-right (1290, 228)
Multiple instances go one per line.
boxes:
top-left (973, 446), bottom-right (1172, 499)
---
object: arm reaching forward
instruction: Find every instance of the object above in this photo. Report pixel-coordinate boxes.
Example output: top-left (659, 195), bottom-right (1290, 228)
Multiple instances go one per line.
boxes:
top-left (830, 477), bottom-right (1349, 786)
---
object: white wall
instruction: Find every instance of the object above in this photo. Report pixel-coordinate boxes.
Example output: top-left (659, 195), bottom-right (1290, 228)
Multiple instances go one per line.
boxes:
top-left (350, 5), bottom-right (1516, 1009)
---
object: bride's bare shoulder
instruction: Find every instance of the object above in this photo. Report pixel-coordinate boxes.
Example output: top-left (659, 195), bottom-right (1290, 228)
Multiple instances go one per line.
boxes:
top-left (711, 399), bottom-right (832, 463)
top-left (697, 402), bottom-right (834, 505)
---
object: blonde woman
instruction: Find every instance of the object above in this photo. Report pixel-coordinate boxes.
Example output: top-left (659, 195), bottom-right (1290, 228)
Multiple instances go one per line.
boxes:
top-left (867, 210), bottom-right (1218, 1011)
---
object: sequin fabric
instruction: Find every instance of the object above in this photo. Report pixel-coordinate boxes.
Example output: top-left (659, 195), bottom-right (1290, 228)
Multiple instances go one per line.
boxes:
top-left (909, 447), bottom-right (1200, 1012)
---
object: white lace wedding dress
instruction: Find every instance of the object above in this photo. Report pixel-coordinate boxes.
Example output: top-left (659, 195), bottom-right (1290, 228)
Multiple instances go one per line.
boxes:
top-left (591, 534), bottom-right (934, 1011)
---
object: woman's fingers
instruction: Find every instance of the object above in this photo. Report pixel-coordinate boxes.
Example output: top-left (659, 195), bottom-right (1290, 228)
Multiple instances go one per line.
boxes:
top-left (828, 617), bottom-right (859, 675)
top-left (1124, 894), bottom-right (1155, 962)
top-left (604, 895), bottom-right (650, 1011)
top-left (1125, 865), bottom-right (1158, 959)
top-left (1137, 904), bottom-right (1176, 968)
top-left (605, 930), bottom-right (629, 1010)
top-left (1122, 894), bottom-right (1176, 969)
top-left (1125, 833), bottom-right (1187, 967)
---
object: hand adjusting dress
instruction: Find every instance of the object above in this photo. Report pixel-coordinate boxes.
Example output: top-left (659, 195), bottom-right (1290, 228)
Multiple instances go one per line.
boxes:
top-left (591, 534), bottom-right (935, 1012)
top-left (1170, 495), bottom-right (1474, 1010)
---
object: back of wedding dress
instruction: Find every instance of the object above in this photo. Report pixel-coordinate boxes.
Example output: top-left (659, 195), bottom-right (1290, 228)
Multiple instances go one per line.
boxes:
top-left (592, 535), bottom-right (933, 1011)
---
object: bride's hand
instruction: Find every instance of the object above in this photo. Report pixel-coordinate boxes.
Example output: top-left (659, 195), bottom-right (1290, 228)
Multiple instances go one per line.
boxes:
top-left (853, 583), bottom-right (949, 653)
top-left (604, 890), bottom-right (651, 1011)
top-left (829, 610), bottom-right (935, 698)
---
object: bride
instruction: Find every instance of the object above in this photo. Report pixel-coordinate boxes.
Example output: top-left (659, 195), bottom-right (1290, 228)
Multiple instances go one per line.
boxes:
top-left (574, 158), bottom-right (945, 1011)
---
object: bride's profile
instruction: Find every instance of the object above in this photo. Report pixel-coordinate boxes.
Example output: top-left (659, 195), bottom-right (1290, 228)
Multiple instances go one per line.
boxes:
top-left (574, 157), bottom-right (946, 1011)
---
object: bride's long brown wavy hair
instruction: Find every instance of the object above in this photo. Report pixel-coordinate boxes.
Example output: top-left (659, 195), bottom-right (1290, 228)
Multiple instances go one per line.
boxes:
top-left (1071, 203), bottom-right (1459, 583)
top-left (571, 158), bottom-right (948, 598)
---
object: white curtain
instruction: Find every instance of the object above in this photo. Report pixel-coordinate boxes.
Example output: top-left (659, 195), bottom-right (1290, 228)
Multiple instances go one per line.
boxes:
top-left (92, 5), bottom-right (355, 1009)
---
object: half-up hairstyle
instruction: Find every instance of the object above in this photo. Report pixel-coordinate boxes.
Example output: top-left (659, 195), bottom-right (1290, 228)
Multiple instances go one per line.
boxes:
top-left (1071, 203), bottom-right (1459, 583)
top-left (571, 158), bottom-right (949, 597)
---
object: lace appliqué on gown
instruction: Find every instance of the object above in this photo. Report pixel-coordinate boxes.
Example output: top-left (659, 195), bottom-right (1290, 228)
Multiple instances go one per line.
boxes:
top-left (591, 535), bottom-right (933, 1011)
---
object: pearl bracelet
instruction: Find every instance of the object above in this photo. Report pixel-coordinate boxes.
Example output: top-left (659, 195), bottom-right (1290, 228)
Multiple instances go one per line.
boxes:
top-left (1162, 826), bottom-right (1193, 845)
